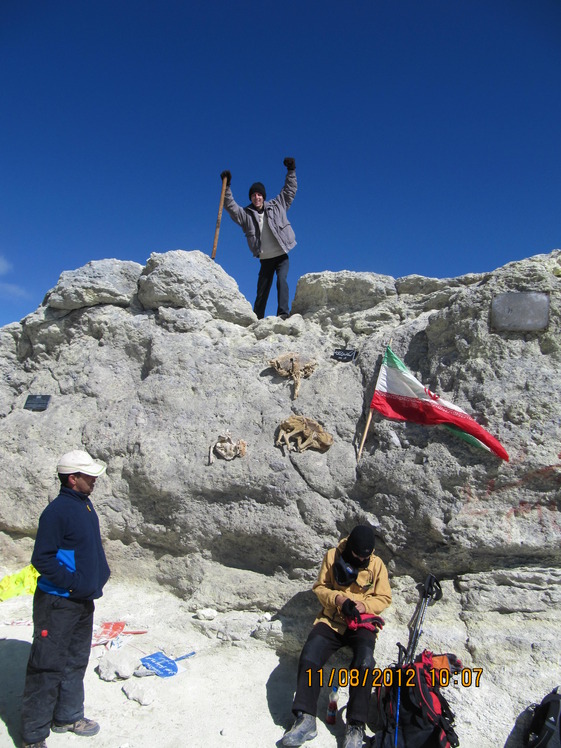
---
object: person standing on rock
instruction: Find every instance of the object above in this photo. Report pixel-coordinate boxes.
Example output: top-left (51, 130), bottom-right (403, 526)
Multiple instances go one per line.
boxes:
top-left (220, 157), bottom-right (297, 320)
top-left (21, 450), bottom-right (110, 748)
top-left (282, 525), bottom-right (391, 748)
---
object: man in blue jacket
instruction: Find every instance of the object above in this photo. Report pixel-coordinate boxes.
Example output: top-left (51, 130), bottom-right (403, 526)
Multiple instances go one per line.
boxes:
top-left (21, 450), bottom-right (111, 748)
top-left (221, 157), bottom-right (297, 320)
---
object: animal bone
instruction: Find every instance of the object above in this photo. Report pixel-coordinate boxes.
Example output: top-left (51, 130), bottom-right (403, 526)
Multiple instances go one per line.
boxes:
top-left (276, 415), bottom-right (333, 453)
top-left (208, 431), bottom-right (248, 464)
top-left (268, 352), bottom-right (317, 399)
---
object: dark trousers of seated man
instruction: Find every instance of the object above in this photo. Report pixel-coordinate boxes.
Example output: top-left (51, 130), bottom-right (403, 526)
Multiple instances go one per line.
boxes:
top-left (254, 254), bottom-right (290, 319)
top-left (21, 588), bottom-right (94, 745)
top-left (292, 622), bottom-right (377, 724)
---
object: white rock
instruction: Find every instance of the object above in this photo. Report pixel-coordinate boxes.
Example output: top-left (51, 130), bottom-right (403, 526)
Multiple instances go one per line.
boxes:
top-left (122, 681), bottom-right (156, 706)
top-left (96, 648), bottom-right (140, 681)
top-left (194, 608), bottom-right (218, 621)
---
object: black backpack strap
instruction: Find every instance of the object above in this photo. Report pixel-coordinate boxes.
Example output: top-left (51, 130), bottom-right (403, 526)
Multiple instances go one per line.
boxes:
top-left (527, 687), bottom-right (561, 748)
top-left (438, 692), bottom-right (460, 747)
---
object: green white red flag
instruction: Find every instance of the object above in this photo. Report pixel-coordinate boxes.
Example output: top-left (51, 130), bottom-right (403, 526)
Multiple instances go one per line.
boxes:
top-left (370, 346), bottom-right (509, 461)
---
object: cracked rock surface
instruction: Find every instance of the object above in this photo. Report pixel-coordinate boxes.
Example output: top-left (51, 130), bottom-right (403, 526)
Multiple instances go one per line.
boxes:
top-left (1, 248), bottom-right (560, 746)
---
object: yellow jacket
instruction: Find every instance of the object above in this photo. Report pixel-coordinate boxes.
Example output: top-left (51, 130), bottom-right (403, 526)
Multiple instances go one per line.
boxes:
top-left (312, 538), bottom-right (392, 635)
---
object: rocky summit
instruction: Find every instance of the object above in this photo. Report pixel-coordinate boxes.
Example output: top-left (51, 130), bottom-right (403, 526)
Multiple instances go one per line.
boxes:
top-left (1, 248), bottom-right (560, 747)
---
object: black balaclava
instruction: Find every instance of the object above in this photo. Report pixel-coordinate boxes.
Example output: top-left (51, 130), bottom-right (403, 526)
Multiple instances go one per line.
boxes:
top-left (249, 182), bottom-right (266, 201)
top-left (342, 525), bottom-right (375, 569)
top-left (333, 525), bottom-right (376, 585)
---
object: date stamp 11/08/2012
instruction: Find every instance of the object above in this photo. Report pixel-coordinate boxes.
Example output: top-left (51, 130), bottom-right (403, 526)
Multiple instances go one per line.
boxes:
top-left (305, 667), bottom-right (483, 689)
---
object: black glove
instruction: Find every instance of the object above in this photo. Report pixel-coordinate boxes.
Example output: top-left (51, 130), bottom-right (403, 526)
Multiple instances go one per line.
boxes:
top-left (220, 170), bottom-right (231, 186)
top-left (341, 599), bottom-right (361, 624)
top-left (283, 157), bottom-right (296, 171)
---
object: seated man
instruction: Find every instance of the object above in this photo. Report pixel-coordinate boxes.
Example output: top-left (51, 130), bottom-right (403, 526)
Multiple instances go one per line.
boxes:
top-left (283, 525), bottom-right (392, 748)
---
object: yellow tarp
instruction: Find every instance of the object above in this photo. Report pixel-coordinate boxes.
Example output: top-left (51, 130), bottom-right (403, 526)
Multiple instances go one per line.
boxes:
top-left (0, 564), bottom-right (39, 601)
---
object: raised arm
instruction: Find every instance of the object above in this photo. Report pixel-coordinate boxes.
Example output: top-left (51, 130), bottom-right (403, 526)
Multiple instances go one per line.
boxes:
top-left (277, 157), bottom-right (297, 209)
top-left (220, 170), bottom-right (247, 226)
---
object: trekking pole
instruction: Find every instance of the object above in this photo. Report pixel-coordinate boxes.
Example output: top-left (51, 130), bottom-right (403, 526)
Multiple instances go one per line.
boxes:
top-left (394, 688), bottom-right (401, 748)
top-left (211, 175), bottom-right (228, 261)
top-left (393, 642), bottom-right (407, 748)
top-left (394, 575), bottom-right (442, 747)
top-left (405, 573), bottom-right (442, 664)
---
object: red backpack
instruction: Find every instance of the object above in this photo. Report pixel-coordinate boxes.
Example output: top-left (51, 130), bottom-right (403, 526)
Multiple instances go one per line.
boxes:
top-left (372, 649), bottom-right (461, 748)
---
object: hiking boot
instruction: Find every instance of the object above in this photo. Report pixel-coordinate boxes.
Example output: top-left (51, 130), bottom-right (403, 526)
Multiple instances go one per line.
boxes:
top-left (51, 717), bottom-right (100, 736)
top-left (343, 721), bottom-right (365, 748)
top-left (23, 742), bottom-right (48, 748)
top-left (282, 711), bottom-right (318, 746)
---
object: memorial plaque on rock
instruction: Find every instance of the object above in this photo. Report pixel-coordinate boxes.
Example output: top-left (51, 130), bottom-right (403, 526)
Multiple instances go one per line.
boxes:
top-left (332, 348), bottom-right (358, 363)
top-left (490, 292), bottom-right (549, 332)
top-left (23, 395), bottom-right (51, 411)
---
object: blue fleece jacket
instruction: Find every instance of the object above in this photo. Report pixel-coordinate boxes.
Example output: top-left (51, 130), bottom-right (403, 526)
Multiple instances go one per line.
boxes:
top-left (32, 486), bottom-right (111, 600)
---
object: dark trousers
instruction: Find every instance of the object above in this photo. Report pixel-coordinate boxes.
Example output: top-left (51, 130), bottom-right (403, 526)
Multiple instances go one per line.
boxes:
top-left (21, 588), bottom-right (95, 744)
top-left (292, 622), bottom-right (377, 724)
top-left (254, 254), bottom-right (290, 319)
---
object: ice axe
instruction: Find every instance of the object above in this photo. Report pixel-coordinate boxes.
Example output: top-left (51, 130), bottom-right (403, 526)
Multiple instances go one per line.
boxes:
top-left (211, 174), bottom-right (228, 261)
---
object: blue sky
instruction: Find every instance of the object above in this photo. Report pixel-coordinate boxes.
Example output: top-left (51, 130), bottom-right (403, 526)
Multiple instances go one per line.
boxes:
top-left (1, 0), bottom-right (560, 328)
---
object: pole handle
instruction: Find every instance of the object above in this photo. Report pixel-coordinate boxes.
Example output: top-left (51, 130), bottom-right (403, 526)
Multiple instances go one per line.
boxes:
top-left (423, 573), bottom-right (443, 602)
top-left (211, 176), bottom-right (228, 260)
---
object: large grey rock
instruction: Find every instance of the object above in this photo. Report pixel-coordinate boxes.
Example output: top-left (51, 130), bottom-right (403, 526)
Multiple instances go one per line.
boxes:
top-left (45, 258), bottom-right (143, 310)
top-left (1, 247), bottom-right (561, 748)
top-left (137, 249), bottom-right (256, 326)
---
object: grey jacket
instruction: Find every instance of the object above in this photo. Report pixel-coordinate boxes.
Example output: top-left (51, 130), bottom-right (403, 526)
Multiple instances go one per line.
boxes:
top-left (223, 170), bottom-right (297, 258)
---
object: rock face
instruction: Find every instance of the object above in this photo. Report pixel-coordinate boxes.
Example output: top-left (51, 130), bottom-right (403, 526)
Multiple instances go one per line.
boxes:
top-left (1, 247), bottom-right (560, 747)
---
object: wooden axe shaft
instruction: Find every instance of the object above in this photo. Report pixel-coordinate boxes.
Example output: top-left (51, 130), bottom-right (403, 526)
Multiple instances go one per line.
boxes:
top-left (211, 176), bottom-right (228, 260)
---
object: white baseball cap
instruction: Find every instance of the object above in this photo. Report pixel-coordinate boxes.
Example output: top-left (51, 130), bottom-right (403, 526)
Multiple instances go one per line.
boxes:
top-left (57, 450), bottom-right (106, 477)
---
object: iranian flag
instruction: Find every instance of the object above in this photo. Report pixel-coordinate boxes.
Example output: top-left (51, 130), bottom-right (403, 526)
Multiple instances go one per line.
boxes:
top-left (370, 346), bottom-right (509, 461)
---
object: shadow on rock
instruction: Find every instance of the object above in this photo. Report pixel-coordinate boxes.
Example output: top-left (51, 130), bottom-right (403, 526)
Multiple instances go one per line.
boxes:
top-left (503, 704), bottom-right (534, 748)
top-left (267, 655), bottom-right (299, 730)
top-left (0, 638), bottom-right (30, 746)
top-left (266, 589), bottom-right (318, 731)
top-left (267, 653), bottom-right (347, 747)
top-left (266, 589), bottom-right (377, 746)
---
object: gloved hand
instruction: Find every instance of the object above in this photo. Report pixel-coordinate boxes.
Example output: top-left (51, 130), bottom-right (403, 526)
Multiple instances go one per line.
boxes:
top-left (346, 614), bottom-right (385, 633)
top-left (220, 170), bottom-right (232, 185)
top-left (365, 614), bottom-right (385, 630)
top-left (283, 157), bottom-right (296, 171)
top-left (341, 599), bottom-right (361, 624)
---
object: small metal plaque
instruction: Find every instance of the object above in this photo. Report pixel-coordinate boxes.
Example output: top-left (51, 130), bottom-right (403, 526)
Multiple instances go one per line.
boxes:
top-left (490, 292), bottom-right (549, 332)
top-left (332, 348), bottom-right (358, 363)
top-left (23, 395), bottom-right (51, 412)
